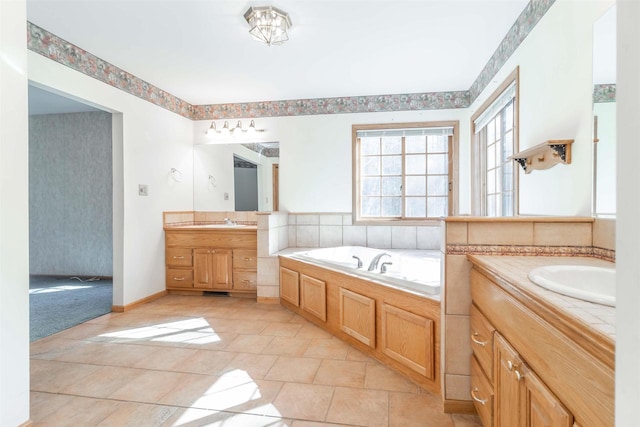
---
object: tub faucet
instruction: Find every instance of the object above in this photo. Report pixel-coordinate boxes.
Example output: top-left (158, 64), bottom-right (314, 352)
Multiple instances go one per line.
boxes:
top-left (380, 261), bottom-right (393, 274)
top-left (224, 217), bottom-right (236, 225)
top-left (352, 255), bottom-right (363, 268)
top-left (367, 253), bottom-right (391, 272)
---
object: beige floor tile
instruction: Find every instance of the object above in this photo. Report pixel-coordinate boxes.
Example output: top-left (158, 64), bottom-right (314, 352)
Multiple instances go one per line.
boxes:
top-left (48, 322), bottom-right (114, 341)
top-left (313, 359), bottom-right (366, 388)
top-left (452, 413), bottom-right (484, 427)
top-left (30, 359), bottom-right (102, 393)
top-left (30, 391), bottom-right (77, 422)
top-left (56, 341), bottom-right (153, 367)
top-left (345, 347), bottom-right (374, 362)
top-left (207, 318), bottom-right (269, 335)
top-left (225, 334), bottom-right (275, 354)
top-left (364, 362), bottom-right (420, 393)
top-left (163, 408), bottom-right (293, 427)
top-left (291, 422), bottom-right (345, 427)
top-left (257, 310), bottom-right (297, 323)
top-left (60, 365), bottom-right (144, 398)
top-left (389, 391), bottom-right (454, 427)
top-left (133, 346), bottom-right (200, 371)
top-left (182, 331), bottom-right (239, 350)
top-left (260, 322), bottom-right (304, 337)
top-left (271, 383), bottom-right (335, 421)
top-left (295, 323), bottom-right (334, 339)
top-left (108, 370), bottom-right (189, 403)
top-left (97, 401), bottom-right (179, 426)
top-left (325, 387), bottom-right (389, 427)
top-left (32, 394), bottom-right (125, 426)
top-left (30, 337), bottom-right (84, 360)
top-left (219, 352), bottom-right (279, 379)
top-left (169, 349), bottom-right (238, 375)
top-left (262, 336), bottom-right (311, 356)
top-left (303, 338), bottom-right (349, 360)
top-left (264, 356), bottom-right (322, 383)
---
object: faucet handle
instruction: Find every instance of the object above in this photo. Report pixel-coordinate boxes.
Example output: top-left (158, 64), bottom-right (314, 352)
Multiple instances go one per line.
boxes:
top-left (352, 255), bottom-right (363, 268)
top-left (380, 261), bottom-right (393, 273)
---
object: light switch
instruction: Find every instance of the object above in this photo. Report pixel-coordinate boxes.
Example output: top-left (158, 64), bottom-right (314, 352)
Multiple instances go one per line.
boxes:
top-left (224, 192), bottom-right (229, 200)
top-left (139, 184), bottom-right (149, 196)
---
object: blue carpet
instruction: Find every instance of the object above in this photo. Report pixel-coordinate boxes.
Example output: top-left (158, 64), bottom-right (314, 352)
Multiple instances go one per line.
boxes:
top-left (29, 275), bottom-right (113, 342)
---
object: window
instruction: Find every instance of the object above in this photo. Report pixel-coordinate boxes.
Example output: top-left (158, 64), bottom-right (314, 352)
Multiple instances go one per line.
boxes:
top-left (353, 122), bottom-right (457, 222)
top-left (472, 68), bottom-right (519, 216)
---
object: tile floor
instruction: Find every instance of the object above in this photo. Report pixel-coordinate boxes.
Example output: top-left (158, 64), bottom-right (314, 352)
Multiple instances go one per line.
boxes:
top-left (30, 295), bottom-right (482, 426)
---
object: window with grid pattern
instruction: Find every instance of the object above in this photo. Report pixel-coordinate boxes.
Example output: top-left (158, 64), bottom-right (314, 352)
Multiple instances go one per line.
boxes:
top-left (354, 124), bottom-right (454, 221)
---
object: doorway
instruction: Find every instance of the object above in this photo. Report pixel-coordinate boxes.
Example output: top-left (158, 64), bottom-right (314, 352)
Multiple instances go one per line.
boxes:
top-left (28, 85), bottom-right (114, 341)
top-left (234, 155), bottom-right (259, 211)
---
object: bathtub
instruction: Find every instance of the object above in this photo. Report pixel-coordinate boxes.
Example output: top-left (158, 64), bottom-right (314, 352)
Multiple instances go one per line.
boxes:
top-left (289, 246), bottom-right (441, 297)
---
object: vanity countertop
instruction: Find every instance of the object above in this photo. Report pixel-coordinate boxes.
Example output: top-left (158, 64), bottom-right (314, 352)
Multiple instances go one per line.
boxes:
top-left (164, 224), bottom-right (257, 231)
top-left (467, 255), bottom-right (615, 345)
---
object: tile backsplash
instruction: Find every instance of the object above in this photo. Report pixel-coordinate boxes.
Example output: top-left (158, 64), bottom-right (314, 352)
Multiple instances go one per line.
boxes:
top-left (287, 213), bottom-right (440, 250)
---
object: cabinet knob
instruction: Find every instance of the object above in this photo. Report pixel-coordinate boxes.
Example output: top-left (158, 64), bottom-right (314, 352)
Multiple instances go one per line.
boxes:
top-left (243, 257), bottom-right (252, 261)
top-left (471, 332), bottom-right (487, 347)
top-left (241, 279), bottom-right (251, 283)
top-left (471, 387), bottom-right (488, 405)
top-left (515, 369), bottom-right (523, 381)
top-left (172, 256), bottom-right (185, 259)
top-left (173, 277), bottom-right (185, 281)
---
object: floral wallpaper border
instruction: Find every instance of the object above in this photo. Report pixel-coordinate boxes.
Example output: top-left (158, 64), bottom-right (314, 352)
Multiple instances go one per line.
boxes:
top-left (27, 22), bottom-right (194, 119)
top-left (27, 0), bottom-right (556, 120)
top-left (468, 0), bottom-right (556, 102)
top-left (593, 84), bottom-right (616, 103)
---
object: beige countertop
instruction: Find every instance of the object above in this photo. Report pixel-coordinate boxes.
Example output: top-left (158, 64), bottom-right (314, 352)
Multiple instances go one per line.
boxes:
top-left (164, 224), bottom-right (257, 231)
top-left (467, 255), bottom-right (615, 343)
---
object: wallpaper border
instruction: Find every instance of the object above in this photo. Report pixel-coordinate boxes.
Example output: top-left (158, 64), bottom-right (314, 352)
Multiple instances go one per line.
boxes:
top-left (27, 0), bottom-right (556, 120)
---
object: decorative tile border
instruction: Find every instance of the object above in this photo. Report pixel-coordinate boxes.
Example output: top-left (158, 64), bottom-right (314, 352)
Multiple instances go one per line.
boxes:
top-left (27, 22), bottom-right (194, 119)
top-left (192, 91), bottom-right (470, 120)
top-left (446, 244), bottom-right (615, 262)
top-left (593, 84), bottom-right (616, 103)
top-left (468, 0), bottom-right (556, 102)
top-left (27, 0), bottom-right (556, 119)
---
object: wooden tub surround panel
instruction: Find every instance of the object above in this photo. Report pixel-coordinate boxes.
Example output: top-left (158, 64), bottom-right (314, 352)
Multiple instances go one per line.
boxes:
top-left (469, 256), bottom-right (614, 427)
top-left (278, 256), bottom-right (441, 395)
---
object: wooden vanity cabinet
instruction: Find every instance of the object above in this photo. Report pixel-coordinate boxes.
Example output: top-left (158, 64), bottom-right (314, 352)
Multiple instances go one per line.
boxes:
top-left (193, 248), bottom-right (232, 290)
top-left (165, 228), bottom-right (257, 295)
top-left (470, 263), bottom-right (612, 427)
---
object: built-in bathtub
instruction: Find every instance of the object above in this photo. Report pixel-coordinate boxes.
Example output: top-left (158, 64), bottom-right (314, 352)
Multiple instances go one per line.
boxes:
top-left (288, 246), bottom-right (441, 297)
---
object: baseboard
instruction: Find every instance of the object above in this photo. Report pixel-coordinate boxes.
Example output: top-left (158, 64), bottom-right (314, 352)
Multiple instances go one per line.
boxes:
top-left (111, 290), bottom-right (167, 312)
top-left (443, 399), bottom-right (476, 414)
top-left (257, 297), bottom-right (280, 304)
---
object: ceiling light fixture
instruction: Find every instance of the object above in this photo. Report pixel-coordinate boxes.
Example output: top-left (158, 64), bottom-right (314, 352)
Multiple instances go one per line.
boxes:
top-left (206, 120), bottom-right (265, 136)
top-left (243, 5), bottom-right (292, 47)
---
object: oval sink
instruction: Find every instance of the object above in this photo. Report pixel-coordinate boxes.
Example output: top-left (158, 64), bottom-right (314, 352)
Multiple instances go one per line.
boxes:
top-left (528, 265), bottom-right (615, 306)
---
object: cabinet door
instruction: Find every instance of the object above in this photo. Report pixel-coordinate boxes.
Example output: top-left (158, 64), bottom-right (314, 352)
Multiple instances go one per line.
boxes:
top-left (211, 249), bottom-right (232, 290)
top-left (301, 274), bottom-right (327, 322)
top-left (193, 249), bottom-right (213, 289)
top-left (495, 333), bottom-right (523, 427)
top-left (339, 288), bottom-right (375, 348)
top-left (193, 249), bottom-right (232, 290)
top-left (280, 267), bottom-right (300, 306)
top-left (381, 303), bottom-right (434, 379)
top-left (521, 369), bottom-right (573, 427)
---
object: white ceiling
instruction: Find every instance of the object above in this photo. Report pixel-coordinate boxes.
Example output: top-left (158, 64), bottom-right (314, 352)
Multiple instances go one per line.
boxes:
top-left (26, 0), bottom-right (529, 105)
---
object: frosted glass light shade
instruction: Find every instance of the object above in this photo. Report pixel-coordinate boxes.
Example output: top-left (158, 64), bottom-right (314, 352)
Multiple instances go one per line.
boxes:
top-left (244, 6), bottom-right (292, 46)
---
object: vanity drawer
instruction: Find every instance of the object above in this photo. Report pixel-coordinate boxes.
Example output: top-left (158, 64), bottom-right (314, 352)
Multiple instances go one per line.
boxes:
top-left (166, 248), bottom-right (193, 267)
top-left (233, 250), bottom-right (257, 270)
top-left (471, 303), bottom-right (495, 380)
top-left (233, 271), bottom-right (257, 290)
top-left (471, 355), bottom-right (494, 427)
top-left (166, 269), bottom-right (193, 288)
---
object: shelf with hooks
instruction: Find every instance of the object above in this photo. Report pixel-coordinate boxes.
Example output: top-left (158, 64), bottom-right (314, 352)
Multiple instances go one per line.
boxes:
top-left (509, 139), bottom-right (574, 174)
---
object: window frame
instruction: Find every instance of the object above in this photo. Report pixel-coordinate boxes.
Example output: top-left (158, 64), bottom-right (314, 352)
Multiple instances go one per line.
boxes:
top-left (352, 121), bottom-right (459, 225)
top-left (471, 67), bottom-right (520, 216)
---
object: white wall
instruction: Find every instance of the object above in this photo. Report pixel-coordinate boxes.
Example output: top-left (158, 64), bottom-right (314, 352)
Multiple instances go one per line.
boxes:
top-left (28, 53), bottom-right (194, 306)
top-left (615, 1), bottom-right (640, 424)
top-left (195, 109), bottom-right (469, 214)
top-left (593, 101), bottom-right (616, 215)
top-left (0, 1), bottom-right (30, 425)
top-left (468, 0), bottom-right (614, 216)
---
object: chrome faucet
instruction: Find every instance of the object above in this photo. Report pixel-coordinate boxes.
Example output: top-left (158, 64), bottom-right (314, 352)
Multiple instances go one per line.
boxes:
top-left (224, 217), bottom-right (236, 225)
top-left (380, 261), bottom-right (393, 274)
top-left (352, 255), bottom-right (363, 268)
top-left (367, 253), bottom-right (391, 272)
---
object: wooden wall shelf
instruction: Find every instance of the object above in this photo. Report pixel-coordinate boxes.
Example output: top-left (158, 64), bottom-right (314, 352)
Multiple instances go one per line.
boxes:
top-left (509, 139), bottom-right (573, 174)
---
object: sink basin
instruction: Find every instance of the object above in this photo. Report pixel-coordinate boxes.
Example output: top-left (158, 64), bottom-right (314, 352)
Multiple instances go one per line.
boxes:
top-left (528, 265), bottom-right (615, 306)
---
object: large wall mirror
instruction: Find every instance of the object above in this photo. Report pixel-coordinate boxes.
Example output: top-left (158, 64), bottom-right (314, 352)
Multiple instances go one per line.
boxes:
top-left (593, 4), bottom-right (616, 216)
top-left (193, 142), bottom-right (279, 212)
